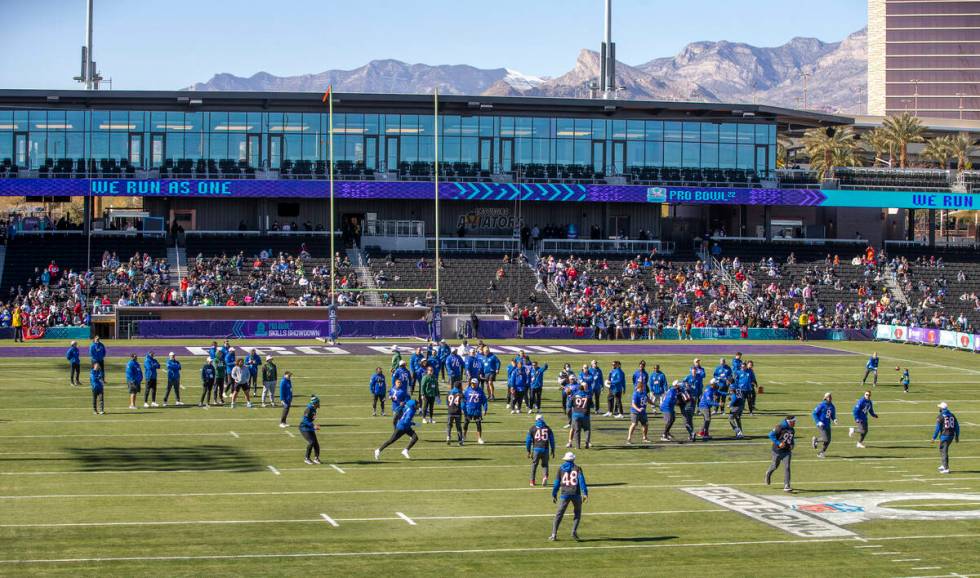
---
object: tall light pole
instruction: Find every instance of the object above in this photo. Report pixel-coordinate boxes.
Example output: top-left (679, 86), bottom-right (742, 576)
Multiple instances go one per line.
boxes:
top-left (599, 0), bottom-right (616, 99)
top-left (800, 71), bottom-right (811, 110)
top-left (910, 79), bottom-right (920, 116)
top-left (73, 0), bottom-right (103, 89)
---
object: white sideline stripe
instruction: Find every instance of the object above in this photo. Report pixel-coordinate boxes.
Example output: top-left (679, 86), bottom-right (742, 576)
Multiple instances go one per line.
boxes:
top-left (0, 533), bottom-right (978, 565)
top-left (229, 431), bottom-right (239, 438)
top-left (266, 465), bottom-right (280, 476)
top-left (319, 514), bottom-right (339, 527)
top-left (909, 567), bottom-right (942, 571)
top-left (892, 559), bottom-right (922, 562)
top-left (330, 464), bottom-right (345, 474)
top-left (1, 476), bottom-right (977, 500)
top-left (0, 509), bottom-right (727, 529)
top-left (285, 431), bottom-right (295, 438)
top-left (871, 551), bottom-right (902, 554)
top-left (854, 545), bottom-right (882, 548)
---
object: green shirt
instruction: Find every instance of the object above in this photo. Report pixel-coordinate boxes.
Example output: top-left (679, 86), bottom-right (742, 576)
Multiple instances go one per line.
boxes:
top-left (421, 374), bottom-right (440, 398)
top-left (391, 351), bottom-right (402, 372)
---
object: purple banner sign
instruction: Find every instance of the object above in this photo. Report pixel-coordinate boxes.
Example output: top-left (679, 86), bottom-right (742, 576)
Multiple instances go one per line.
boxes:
top-left (138, 320), bottom-right (428, 339)
top-left (907, 326), bottom-right (941, 346)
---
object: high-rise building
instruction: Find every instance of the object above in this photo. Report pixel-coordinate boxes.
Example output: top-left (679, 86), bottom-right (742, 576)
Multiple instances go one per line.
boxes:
top-left (868, 0), bottom-right (980, 120)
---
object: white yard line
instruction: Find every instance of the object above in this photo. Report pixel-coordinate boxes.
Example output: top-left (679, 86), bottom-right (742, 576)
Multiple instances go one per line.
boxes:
top-left (395, 512), bottom-right (416, 526)
top-left (330, 464), bottom-right (346, 474)
top-left (2, 476), bottom-right (978, 501)
top-left (892, 559), bottom-right (922, 562)
top-left (285, 431), bottom-right (295, 438)
top-left (266, 465), bottom-right (280, 476)
top-left (229, 431), bottom-right (239, 438)
top-left (0, 533), bottom-right (979, 566)
top-left (319, 513), bottom-right (339, 527)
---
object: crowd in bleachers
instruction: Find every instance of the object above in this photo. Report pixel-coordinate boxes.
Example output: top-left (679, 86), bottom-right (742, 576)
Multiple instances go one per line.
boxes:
top-left (1, 261), bottom-right (93, 329)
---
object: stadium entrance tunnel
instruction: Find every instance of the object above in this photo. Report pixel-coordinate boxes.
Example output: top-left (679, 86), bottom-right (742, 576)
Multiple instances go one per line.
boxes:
top-left (67, 445), bottom-right (263, 472)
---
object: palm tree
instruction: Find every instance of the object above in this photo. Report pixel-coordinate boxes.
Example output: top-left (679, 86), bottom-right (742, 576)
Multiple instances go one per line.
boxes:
top-left (881, 113), bottom-right (925, 168)
top-left (922, 136), bottom-right (954, 168)
top-left (949, 132), bottom-right (975, 171)
top-left (776, 133), bottom-right (793, 168)
top-left (802, 126), bottom-right (861, 179)
top-left (862, 127), bottom-right (894, 167)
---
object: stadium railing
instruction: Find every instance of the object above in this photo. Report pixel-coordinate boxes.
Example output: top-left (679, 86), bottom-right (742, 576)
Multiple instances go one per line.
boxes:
top-left (538, 238), bottom-right (674, 255)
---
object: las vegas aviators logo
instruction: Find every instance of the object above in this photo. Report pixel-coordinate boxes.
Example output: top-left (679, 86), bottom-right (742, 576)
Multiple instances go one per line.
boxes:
top-left (893, 327), bottom-right (904, 340)
top-left (927, 329), bottom-right (937, 344)
top-left (961, 334), bottom-right (971, 348)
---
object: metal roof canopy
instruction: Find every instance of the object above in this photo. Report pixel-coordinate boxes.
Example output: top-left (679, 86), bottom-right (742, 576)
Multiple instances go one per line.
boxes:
top-left (0, 89), bottom-right (850, 130)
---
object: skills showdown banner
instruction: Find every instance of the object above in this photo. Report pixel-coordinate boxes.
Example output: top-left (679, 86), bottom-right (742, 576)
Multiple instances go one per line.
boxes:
top-left (877, 324), bottom-right (979, 352)
top-left (0, 178), bottom-right (977, 210)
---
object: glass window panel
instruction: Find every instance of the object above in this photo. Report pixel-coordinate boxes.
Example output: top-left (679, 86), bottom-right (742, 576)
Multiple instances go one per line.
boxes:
top-left (498, 116), bottom-right (514, 136)
top-left (165, 111), bottom-right (186, 132)
top-left (110, 110), bottom-right (128, 127)
top-left (303, 113), bottom-right (321, 134)
top-left (532, 138), bottom-right (549, 164)
top-left (284, 134), bottom-right (301, 161)
top-left (65, 110), bottom-right (85, 132)
top-left (479, 116), bottom-right (493, 136)
top-left (682, 122), bottom-right (700, 142)
top-left (47, 132), bottom-right (66, 160)
top-left (28, 132), bottom-right (45, 168)
top-left (166, 133), bottom-right (184, 160)
top-left (0, 133), bottom-right (12, 163)
top-left (719, 123), bottom-right (738, 143)
top-left (29, 110), bottom-right (45, 126)
top-left (129, 111), bottom-right (145, 132)
top-left (401, 115), bottom-right (418, 133)
top-left (591, 119), bottom-right (606, 139)
top-left (0, 110), bottom-right (11, 123)
top-left (701, 123), bottom-right (719, 143)
top-left (664, 142), bottom-right (682, 166)
top-left (516, 139), bottom-right (532, 164)
top-left (247, 112), bottom-right (264, 132)
top-left (225, 133), bottom-right (244, 161)
top-left (532, 117), bottom-right (550, 138)
top-left (664, 122), bottom-right (682, 141)
top-left (700, 143), bottom-right (718, 168)
top-left (556, 118), bottom-right (574, 138)
top-left (92, 111), bottom-right (110, 131)
top-left (719, 143), bottom-right (736, 168)
top-left (626, 120), bottom-right (644, 140)
top-left (67, 132), bottom-right (84, 159)
top-left (460, 116), bottom-right (478, 136)
top-left (419, 136), bottom-right (434, 162)
top-left (755, 125), bottom-right (769, 144)
top-left (300, 134), bottom-right (316, 160)
top-left (363, 114), bottom-right (378, 135)
top-left (401, 136), bottom-right (418, 162)
top-left (769, 125), bottom-right (777, 145)
top-left (442, 137), bottom-right (460, 162)
top-left (645, 142), bottom-right (663, 167)
top-left (109, 133), bottom-right (127, 160)
top-left (91, 132), bottom-right (108, 160)
top-left (645, 121), bottom-right (663, 141)
top-left (573, 139), bottom-right (590, 165)
top-left (185, 132), bottom-right (203, 160)
top-left (460, 137), bottom-right (478, 163)
top-left (442, 115), bottom-right (460, 136)
top-left (266, 112), bottom-right (283, 131)
top-left (556, 139), bottom-right (572, 165)
top-left (610, 120), bottom-right (626, 139)
top-left (574, 119), bottom-right (592, 139)
top-left (737, 124), bottom-right (754, 144)
top-left (737, 144), bottom-right (753, 169)
top-left (682, 142), bottom-right (700, 166)
top-left (627, 141), bottom-right (644, 167)
top-left (47, 110), bottom-right (66, 123)
top-left (149, 111), bottom-right (166, 131)
top-left (419, 115), bottom-right (433, 136)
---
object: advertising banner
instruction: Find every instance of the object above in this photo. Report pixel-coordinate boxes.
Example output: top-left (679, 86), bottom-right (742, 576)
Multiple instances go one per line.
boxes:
top-left (939, 330), bottom-right (958, 348)
top-left (908, 326), bottom-right (940, 346)
top-left (955, 332), bottom-right (974, 351)
top-left (875, 325), bottom-right (894, 340)
top-left (1, 177), bottom-right (976, 210)
top-left (893, 325), bottom-right (908, 342)
top-left (138, 320), bottom-right (428, 339)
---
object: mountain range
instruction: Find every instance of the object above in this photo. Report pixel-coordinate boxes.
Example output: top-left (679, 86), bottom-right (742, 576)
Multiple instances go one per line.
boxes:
top-left (186, 28), bottom-right (868, 114)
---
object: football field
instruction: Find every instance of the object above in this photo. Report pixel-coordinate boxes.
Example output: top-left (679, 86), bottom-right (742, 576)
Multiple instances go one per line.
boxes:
top-left (0, 339), bottom-right (978, 577)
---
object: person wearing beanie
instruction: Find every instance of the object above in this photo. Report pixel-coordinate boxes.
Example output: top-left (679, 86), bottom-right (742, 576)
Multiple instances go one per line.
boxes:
top-left (163, 352), bottom-right (183, 406)
top-left (299, 396), bottom-right (322, 464)
top-left (811, 393), bottom-right (838, 458)
top-left (850, 390), bottom-right (878, 448)
top-left (261, 356), bottom-right (278, 407)
top-left (549, 452), bottom-right (588, 541)
top-left (933, 402), bottom-right (960, 474)
top-left (65, 340), bottom-right (81, 386)
top-left (375, 398), bottom-right (419, 460)
top-left (526, 414), bottom-right (555, 486)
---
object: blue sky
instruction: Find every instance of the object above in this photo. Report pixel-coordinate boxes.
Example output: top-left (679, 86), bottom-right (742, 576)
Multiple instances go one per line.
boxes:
top-left (0, 0), bottom-right (866, 90)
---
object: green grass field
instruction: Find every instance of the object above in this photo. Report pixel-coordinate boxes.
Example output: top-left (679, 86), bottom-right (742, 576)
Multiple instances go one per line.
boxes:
top-left (0, 339), bottom-right (978, 577)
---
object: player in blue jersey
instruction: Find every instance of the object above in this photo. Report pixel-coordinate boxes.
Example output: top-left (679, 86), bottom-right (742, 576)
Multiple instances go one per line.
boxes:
top-left (606, 360), bottom-right (626, 418)
top-left (660, 380), bottom-right (680, 441)
top-left (649, 363), bottom-right (667, 414)
top-left (369, 367), bottom-right (387, 416)
top-left (588, 360), bottom-right (604, 415)
top-left (713, 357), bottom-right (733, 413)
top-left (728, 387), bottom-right (746, 438)
top-left (934, 402), bottom-right (960, 474)
top-left (528, 361), bottom-right (548, 413)
top-left (445, 382), bottom-right (464, 445)
top-left (549, 452), bottom-right (588, 541)
top-left (810, 393), bottom-right (838, 458)
top-left (626, 381), bottom-right (651, 444)
top-left (850, 390), bottom-right (878, 448)
top-left (678, 377), bottom-right (698, 442)
top-left (125, 353), bottom-right (143, 410)
top-left (526, 414), bottom-right (556, 486)
top-left (566, 381), bottom-right (592, 449)
top-left (375, 398), bottom-right (419, 460)
top-left (389, 378), bottom-right (410, 427)
top-left (899, 368), bottom-right (911, 393)
top-left (862, 352), bottom-right (879, 387)
top-left (66, 340), bottom-right (81, 386)
top-left (299, 396), bottom-right (322, 465)
top-left (697, 379), bottom-right (720, 440)
top-left (90, 362), bottom-right (105, 415)
top-left (462, 378), bottom-right (488, 445)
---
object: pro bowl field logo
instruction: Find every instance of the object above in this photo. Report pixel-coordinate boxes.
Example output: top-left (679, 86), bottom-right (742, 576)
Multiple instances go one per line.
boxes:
top-left (254, 322), bottom-right (268, 337)
top-left (646, 187), bottom-right (667, 203)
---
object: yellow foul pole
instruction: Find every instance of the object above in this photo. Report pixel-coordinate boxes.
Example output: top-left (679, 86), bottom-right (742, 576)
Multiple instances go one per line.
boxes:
top-left (325, 86), bottom-right (335, 306)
